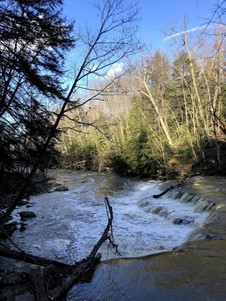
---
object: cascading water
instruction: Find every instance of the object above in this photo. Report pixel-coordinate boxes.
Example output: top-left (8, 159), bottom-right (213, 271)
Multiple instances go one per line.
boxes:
top-left (10, 170), bottom-right (213, 263)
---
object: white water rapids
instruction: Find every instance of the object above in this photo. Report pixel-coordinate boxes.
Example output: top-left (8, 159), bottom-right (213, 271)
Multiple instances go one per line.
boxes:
top-left (11, 170), bottom-right (211, 262)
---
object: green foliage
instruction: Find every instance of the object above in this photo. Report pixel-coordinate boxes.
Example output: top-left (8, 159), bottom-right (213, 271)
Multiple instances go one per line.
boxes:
top-left (58, 43), bottom-right (226, 178)
top-left (0, 0), bottom-right (74, 174)
top-left (61, 140), bottom-right (98, 170)
top-left (109, 154), bottom-right (130, 175)
top-left (124, 129), bottom-right (149, 174)
top-left (175, 140), bottom-right (195, 163)
top-left (192, 138), bottom-right (226, 175)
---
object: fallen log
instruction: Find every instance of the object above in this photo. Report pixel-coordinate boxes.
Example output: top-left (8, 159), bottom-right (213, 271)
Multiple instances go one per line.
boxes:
top-left (152, 183), bottom-right (185, 199)
top-left (47, 254), bottom-right (101, 301)
top-left (153, 185), bottom-right (174, 198)
top-left (0, 196), bottom-right (118, 300)
top-left (0, 246), bottom-right (70, 268)
top-left (31, 267), bottom-right (50, 301)
top-left (90, 195), bottom-right (120, 257)
top-left (46, 195), bottom-right (119, 300)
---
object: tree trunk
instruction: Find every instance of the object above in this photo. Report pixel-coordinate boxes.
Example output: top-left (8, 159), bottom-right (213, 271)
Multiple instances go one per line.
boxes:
top-left (139, 82), bottom-right (174, 146)
top-left (0, 246), bottom-right (70, 267)
top-left (0, 196), bottom-right (117, 300)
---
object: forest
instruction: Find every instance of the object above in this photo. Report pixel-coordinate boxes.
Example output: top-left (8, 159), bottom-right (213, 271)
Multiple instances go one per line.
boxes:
top-left (58, 42), bottom-right (226, 179)
top-left (0, 0), bottom-right (225, 299)
top-left (56, 9), bottom-right (226, 180)
top-left (0, 0), bottom-right (225, 208)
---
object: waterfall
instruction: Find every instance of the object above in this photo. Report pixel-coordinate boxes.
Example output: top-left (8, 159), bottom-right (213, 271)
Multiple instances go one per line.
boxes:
top-left (11, 171), bottom-right (215, 261)
top-left (138, 181), bottom-right (215, 230)
top-left (165, 185), bottom-right (216, 213)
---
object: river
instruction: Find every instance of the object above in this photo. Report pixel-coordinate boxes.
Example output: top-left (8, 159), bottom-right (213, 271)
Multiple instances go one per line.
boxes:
top-left (10, 170), bottom-right (226, 300)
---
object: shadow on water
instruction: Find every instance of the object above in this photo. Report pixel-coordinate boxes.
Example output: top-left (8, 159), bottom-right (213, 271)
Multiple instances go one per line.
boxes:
top-left (67, 176), bottom-right (226, 301)
top-left (51, 169), bottom-right (138, 196)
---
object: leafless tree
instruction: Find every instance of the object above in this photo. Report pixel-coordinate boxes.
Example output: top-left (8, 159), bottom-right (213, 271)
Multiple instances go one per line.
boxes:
top-left (0, 0), bottom-right (142, 224)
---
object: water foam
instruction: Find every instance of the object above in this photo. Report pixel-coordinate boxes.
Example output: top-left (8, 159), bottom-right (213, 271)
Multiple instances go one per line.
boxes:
top-left (11, 171), bottom-right (211, 262)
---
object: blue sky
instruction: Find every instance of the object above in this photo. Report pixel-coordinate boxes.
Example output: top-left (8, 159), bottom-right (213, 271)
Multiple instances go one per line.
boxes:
top-left (63, 0), bottom-right (219, 49)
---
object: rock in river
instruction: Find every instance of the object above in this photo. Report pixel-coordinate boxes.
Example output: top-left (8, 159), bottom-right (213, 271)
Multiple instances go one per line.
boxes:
top-left (19, 211), bottom-right (36, 219)
top-left (53, 185), bottom-right (69, 192)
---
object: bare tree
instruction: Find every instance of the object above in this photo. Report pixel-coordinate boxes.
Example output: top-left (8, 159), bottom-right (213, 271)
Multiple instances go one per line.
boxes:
top-left (0, 0), bottom-right (142, 224)
top-left (133, 53), bottom-right (174, 147)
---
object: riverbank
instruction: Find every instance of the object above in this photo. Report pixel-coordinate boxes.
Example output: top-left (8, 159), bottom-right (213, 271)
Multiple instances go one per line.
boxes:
top-left (59, 137), bottom-right (226, 181)
top-left (0, 173), bottom-right (55, 209)
top-left (0, 173), bottom-right (55, 240)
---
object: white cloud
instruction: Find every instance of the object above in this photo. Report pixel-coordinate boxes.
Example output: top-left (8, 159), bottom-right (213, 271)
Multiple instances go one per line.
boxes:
top-left (106, 62), bottom-right (124, 78)
top-left (163, 24), bottom-right (207, 41)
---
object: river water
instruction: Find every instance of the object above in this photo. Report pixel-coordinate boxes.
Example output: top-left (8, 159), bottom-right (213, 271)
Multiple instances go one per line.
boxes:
top-left (10, 170), bottom-right (226, 300)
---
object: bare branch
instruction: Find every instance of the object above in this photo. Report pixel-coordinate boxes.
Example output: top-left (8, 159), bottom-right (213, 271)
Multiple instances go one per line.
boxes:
top-left (0, 0), bottom-right (141, 224)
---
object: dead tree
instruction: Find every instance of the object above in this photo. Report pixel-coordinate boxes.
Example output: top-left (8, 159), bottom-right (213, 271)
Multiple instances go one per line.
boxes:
top-left (0, 196), bottom-right (119, 300)
top-left (152, 183), bottom-right (185, 198)
top-left (0, 0), bottom-right (141, 225)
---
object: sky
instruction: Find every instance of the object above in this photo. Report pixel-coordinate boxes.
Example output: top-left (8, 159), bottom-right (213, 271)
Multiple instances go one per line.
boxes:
top-left (63, 0), bottom-right (220, 50)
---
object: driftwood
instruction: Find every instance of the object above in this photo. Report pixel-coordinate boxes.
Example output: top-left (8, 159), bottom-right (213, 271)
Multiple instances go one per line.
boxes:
top-left (0, 196), bottom-right (118, 300)
top-left (152, 183), bottom-right (185, 199)
top-left (46, 254), bottom-right (101, 301)
top-left (90, 196), bottom-right (121, 257)
top-left (0, 246), bottom-right (70, 267)
top-left (46, 196), bottom-right (119, 300)
top-left (31, 267), bottom-right (50, 301)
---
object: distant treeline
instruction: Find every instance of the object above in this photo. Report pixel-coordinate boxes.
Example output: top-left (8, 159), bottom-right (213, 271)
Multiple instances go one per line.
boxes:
top-left (58, 29), bottom-right (226, 179)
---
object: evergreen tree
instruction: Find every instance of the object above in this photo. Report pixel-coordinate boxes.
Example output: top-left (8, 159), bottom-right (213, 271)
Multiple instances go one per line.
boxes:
top-left (0, 0), bottom-right (74, 173)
